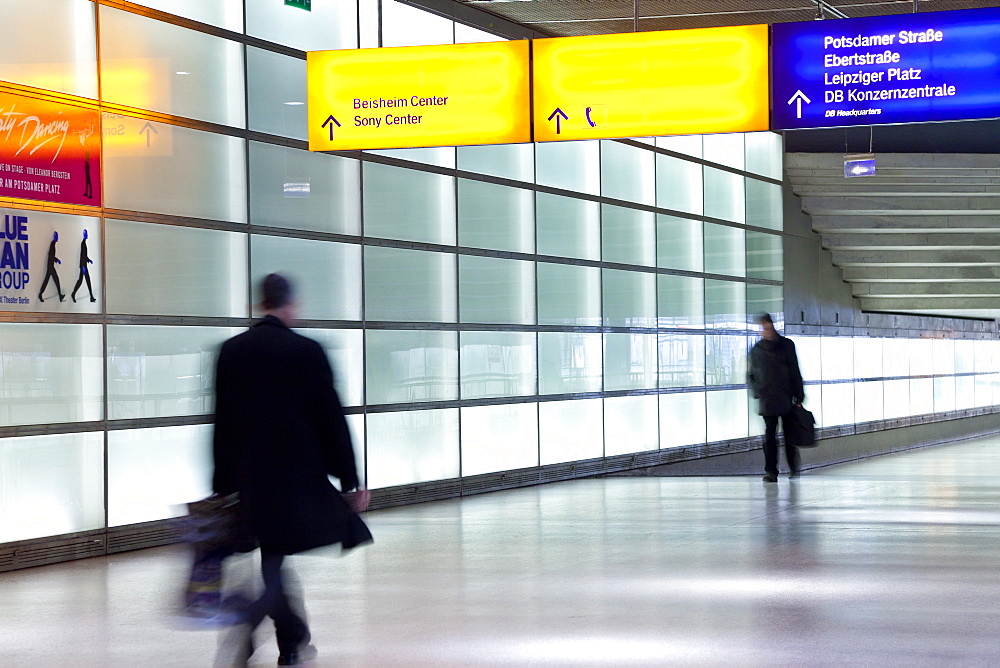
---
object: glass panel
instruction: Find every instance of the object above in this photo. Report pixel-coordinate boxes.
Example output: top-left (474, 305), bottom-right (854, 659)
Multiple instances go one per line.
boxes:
top-left (656, 135), bottom-right (702, 159)
top-left (746, 179), bottom-right (783, 231)
top-left (955, 375), bottom-right (976, 411)
top-left (803, 385), bottom-right (822, 427)
top-left (603, 270), bottom-right (655, 328)
top-left (933, 339), bottom-right (956, 376)
top-left (536, 193), bottom-right (600, 260)
top-left (706, 389), bottom-right (749, 441)
top-left (745, 132), bottom-right (783, 180)
top-left (538, 398), bottom-right (603, 465)
top-left (249, 142), bottom-right (361, 235)
top-left (0, 432), bottom-right (104, 542)
top-left (107, 424), bottom-right (213, 526)
top-left (706, 335), bottom-right (748, 386)
top-left (974, 374), bottom-right (994, 409)
top-left (366, 408), bottom-right (460, 488)
top-left (535, 141), bottom-right (600, 195)
top-left (909, 338), bottom-right (934, 376)
top-left (538, 332), bottom-right (603, 395)
top-left (656, 154), bottom-right (703, 216)
top-left (103, 121), bottom-right (247, 223)
top-left (793, 336), bottom-right (822, 387)
top-left (602, 205), bottom-right (655, 267)
top-left (884, 378), bottom-right (911, 419)
top-left (345, 413), bottom-right (366, 488)
top-left (854, 381), bottom-right (884, 423)
top-left (381, 0), bottom-right (453, 47)
top-left (247, 0), bottom-right (358, 51)
top-left (883, 338), bottom-right (910, 377)
top-left (100, 7), bottom-right (244, 127)
top-left (460, 404), bottom-right (538, 476)
top-left (854, 337), bottom-right (883, 379)
top-left (455, 23), bottom-right (503, 44)
top-left (107, 325), bottom-right (236, 420)
top-left (459, 255), bottom-right (535, 325)
top-left (368, 147), bottom-right (456, 169)
top-left (657, 215), bottom-right (702, 273)
top-left (748, 392), bottom-right (765, 437)
top-left (536, 263), bottom-right (601, 327)
top-left (365, 330), bottom-right (458, 405)
top-left (247, 48), bottom-right (307, 140)
top-left (128, 0), bottom-right (243, 30)
top-left (704, 225), bottom-right (746, 277)
top-left (105, 220), bottom-right (247, 317)
top-left (821, 383), bottom-right (855, 426)
top-left (0, 0), bottom-right (97, 98)
top-left (363, 163), bottom-right (455, 245)
top-left (747, 285), bottom-right (783, 330)
top-left (359, 0), bottom-right (379, 49)
top-left (604, 395), bottom-right (658, 456)
top-left (659, 392), bottom-right (706, 448)
top-left (703, 133), bottom-right (745, 170)
top-left (934, 376), bottom-right (957, 413)
top-left (745, 231), bottom-right (782, 281)
top-left (820, 336), bottom-right (854, 381)
top-left (657, 275), bottom-right (704, 329)
top-left (460, 331), bottom-right (536, 399)
top-left (364, 247), bottom-right (456, 323)
top-left (250, 235), bottom-right (362, 321)
top-left (0, 324), bottom-right (102, 426)
top-left (658, 333), bottom-right (705, 388)
top-left (457, 180), bottom-right (534, 253)
top-left (303, 329), bottom-right (365, 408)
top-left (457, 143), bottom-right (534, 181)
top-left (704, 167), bottom-right (745, 224)
top-left (601, 141), bottom-right (654, 205)
top-left (604, 333), bottom-right (657, 391)
top-left (910, 377), bottom-right (935, 415)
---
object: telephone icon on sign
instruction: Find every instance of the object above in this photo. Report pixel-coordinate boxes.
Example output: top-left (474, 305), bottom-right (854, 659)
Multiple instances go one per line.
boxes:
top-left (586, 107), bottom-right (597, 127)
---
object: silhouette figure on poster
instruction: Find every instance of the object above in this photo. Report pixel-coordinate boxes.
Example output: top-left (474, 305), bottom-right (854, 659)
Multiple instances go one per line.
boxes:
top-left (79, 125), bottom-right (94, 200)
top-left (71, 229), bottom-right (96, 303)
top-left (38, 231), bottom-right (65, 302)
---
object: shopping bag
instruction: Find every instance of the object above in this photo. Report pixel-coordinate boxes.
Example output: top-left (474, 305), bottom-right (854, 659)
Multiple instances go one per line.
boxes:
top-left (784, 404), bottom-right (816, 447)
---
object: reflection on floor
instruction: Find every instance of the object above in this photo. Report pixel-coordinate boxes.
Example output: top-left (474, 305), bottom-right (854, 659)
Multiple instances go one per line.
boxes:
top-left (5, 436), bottom-right (1000, 666)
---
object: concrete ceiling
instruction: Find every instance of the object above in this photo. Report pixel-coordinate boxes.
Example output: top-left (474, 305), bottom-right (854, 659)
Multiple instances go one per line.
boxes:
top-left (455, 0), bottom-right (1000, 37)
top-left (787, 153), bottom-right (1000, 321)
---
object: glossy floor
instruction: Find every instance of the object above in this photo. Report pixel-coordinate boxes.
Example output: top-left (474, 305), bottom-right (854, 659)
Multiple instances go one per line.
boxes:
top-left (5, 437), bottom-right (1000, 666)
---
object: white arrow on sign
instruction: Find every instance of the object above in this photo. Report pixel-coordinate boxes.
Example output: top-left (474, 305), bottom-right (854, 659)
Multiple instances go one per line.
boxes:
top-left (788, 90), bottom-right (811, 119)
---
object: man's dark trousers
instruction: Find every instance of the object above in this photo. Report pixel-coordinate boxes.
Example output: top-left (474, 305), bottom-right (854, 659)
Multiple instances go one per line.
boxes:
top-left (763, 414), bottom-right (800, 477)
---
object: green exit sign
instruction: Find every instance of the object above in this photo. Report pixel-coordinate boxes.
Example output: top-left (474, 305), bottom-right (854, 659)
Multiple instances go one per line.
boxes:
top-left (285, 0), bottom-right (311, 10)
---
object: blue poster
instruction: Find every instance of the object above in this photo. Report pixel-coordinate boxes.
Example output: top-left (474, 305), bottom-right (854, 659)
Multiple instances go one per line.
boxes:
top-left (772, 7), bottom-right (1000, 130)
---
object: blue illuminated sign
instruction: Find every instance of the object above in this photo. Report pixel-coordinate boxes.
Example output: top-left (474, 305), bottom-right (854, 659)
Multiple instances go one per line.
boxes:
top-left (772, 8), bottom-right (1000, 130)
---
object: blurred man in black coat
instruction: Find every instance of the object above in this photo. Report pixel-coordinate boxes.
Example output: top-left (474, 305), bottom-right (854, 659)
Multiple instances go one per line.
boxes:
top-left (213, 273), bottom-right (369, 666)
top-left (748, 313), bottom-right (805, 483)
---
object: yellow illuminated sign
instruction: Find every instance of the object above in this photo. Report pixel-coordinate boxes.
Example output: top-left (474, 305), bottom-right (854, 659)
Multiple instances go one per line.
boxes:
top-left (532, 25), bottom-right (770, 142)
top-left (308, 41), bottom-right (531, 151)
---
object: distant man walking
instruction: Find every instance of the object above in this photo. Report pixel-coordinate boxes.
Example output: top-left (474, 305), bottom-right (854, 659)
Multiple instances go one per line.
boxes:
top-left (748, 313), bottom-right (805, 482)
top-left (212, 273), bottom-right (370, 666)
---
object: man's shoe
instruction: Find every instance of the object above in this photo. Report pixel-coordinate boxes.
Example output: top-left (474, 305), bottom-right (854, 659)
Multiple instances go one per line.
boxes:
top-left (789, 471), bottom-right (801, 480)
top-left (762, 473), bottom-right (778, 483)
top-left (278, 644), bottom-right (317, 666)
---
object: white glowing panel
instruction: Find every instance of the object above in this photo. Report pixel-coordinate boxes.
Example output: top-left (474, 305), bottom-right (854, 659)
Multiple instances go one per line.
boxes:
top-left (539, 399), bottom-right (604, 465)
top-left (883, 379), bottom-right (911, 419)
top-left (107, 424), bottom-right (213, 527)
top-left (820, 336), bottom-right (854, 381)
top-left (659, 392), bottom-right (706, 448)
top-left (792, 336), bottom-right (822, 386)
top-left (604, 395), bottom-right (658, 456)
top-left (854, 381), bottom-right (884, 424)
top-left (366, 408), bottom-right (460, 488)
top-left (934, 376), bottom-right (957, 413)
top-left (882, 337), bottom-right (909, 378)
top-left (933, 339), bottom-right (956, 376)
top-left (0, 432), bottom-right (104, 543)
top-left (909, 338), bottom-right (934, 376)
top-left (460, 403), bottom-right (539, 476)
top-left (853, 337), bottom-right (883, 379)
top-left (821, 382), bottom-right (855, 427)
top-left (706, 389), bottom-right (748, 442)
top-left (910, 378), bottom-right (935, 416)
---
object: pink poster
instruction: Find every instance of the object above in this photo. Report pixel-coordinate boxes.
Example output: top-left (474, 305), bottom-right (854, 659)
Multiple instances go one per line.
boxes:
top-left (0, 89), bottom-right (101, 207)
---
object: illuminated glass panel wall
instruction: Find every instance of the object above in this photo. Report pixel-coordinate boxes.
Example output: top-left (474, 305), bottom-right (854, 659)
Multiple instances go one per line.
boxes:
top-left (1, 0), bottom-right (997, 548)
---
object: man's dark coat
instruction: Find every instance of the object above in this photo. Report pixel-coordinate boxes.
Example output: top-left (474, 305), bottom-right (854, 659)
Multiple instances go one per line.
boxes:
top-left (212, 315), bottom-right (363, 555)
top-left (748, 335), bottom-right (805, 417)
